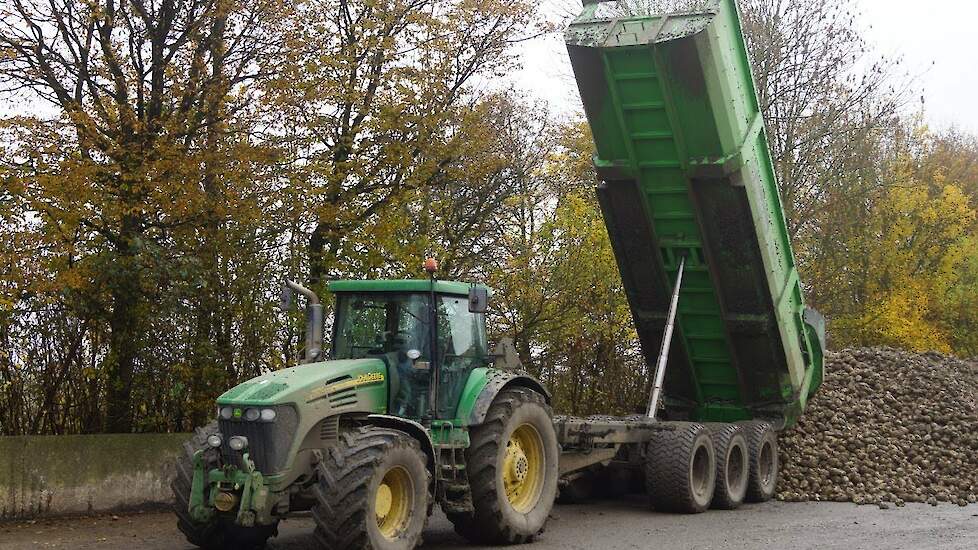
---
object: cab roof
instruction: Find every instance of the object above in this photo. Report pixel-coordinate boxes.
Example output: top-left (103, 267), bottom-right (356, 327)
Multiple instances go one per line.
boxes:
top-left (327, 279), bottom-right (492, 297)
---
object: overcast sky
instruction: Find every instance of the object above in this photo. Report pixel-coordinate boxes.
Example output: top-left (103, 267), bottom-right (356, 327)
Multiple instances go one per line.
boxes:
top-left (515, 0), bottom-right (978, 135)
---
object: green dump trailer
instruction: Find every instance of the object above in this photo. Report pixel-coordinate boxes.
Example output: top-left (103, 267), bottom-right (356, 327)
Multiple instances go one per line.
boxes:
top-left (551, 0), bottom-right (827, 512)
top-left (565, 0), bottom-right (825, 429)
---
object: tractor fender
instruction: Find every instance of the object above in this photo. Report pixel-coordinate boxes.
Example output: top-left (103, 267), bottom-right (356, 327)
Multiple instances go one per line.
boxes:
top-left (366, 414), bottom-right (436, 467)
top-left (467, 371), bottom-right (552, 426)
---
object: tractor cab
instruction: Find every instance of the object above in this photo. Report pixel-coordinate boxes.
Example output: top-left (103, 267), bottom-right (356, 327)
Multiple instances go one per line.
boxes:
top-left (327, 279), bottom-right (491, 421)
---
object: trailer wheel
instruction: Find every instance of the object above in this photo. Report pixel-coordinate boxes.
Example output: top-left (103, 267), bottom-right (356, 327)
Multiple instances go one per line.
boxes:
top-left (707, 424), bottom-right (749, 509)
top-left (312, 426), bottom-right (430, 550)
top-left (171, 423), bottom-right (278, 550)
top-left (740, 421), bottom-right (779, 502)
top-left (448, 387), bottom-right (559, 544)
top-left (645, 422), bottom-right (715, 513)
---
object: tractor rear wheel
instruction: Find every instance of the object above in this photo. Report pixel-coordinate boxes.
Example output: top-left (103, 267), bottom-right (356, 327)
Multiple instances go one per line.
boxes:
top-left (448, 387), bottom-right (559, 544)
top-left (645, 422), bottom-right (716, 513)
top-left (707, 423), bottom-right (749, 509)
top-left (171, 423), bottom-right (278, 550)
top-left (740, 421), bottom-right (779, 502)
top-left (312, 426), bottom-right (430, 550)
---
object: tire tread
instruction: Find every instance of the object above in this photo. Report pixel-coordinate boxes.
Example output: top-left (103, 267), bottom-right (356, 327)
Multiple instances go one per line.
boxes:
top-left (447, 387), bottom-right (554, 544)
top-left (740, 420), bottom-right (779, 503)
top-left (645, 422), bottom-right (715, 514)
top-left (312, 426), bottom-right (430, 550)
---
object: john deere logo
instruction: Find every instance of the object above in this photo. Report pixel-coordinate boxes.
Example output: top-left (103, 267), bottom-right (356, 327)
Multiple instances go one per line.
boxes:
top-left (306, 372), bottom-right (385, 402)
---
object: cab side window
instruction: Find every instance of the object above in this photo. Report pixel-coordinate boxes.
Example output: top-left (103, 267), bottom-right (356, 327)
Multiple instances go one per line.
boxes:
top-left (435, 295), bottom-right (487, 417)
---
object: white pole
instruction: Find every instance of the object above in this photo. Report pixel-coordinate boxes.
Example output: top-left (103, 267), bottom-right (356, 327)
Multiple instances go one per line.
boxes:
top-left (647, 255), bottom-right (686, 419)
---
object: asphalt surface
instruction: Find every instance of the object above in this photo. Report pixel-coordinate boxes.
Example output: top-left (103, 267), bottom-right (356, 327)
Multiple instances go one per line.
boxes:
top-left (3, 498), bottom-right (977, 549)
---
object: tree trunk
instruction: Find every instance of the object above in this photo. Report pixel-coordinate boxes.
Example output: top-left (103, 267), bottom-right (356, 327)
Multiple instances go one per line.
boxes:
top-left (104, 248), bottom-right (140, 433)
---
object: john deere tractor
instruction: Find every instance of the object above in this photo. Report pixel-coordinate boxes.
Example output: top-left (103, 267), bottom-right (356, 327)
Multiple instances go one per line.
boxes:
top-left (172, 268), bottom-right (559, 549)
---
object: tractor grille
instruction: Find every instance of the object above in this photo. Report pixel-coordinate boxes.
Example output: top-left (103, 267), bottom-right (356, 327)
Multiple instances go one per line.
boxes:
top-left (219, 405), bottom-right (299, 473)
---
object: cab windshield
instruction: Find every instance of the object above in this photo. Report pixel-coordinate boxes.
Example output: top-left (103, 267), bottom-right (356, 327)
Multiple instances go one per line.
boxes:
top-left (332, 293), bottom-right (430, 360)
top-left (330, 289), bottom-right (489, 419)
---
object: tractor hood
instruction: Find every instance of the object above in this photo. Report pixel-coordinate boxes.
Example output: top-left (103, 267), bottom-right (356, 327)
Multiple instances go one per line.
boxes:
top-left (216, 358), bottom-right (389, 411)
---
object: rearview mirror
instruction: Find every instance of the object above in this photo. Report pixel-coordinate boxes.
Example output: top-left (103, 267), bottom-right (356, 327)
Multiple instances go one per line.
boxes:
top-left (468, 286), bottom-right (488, 313)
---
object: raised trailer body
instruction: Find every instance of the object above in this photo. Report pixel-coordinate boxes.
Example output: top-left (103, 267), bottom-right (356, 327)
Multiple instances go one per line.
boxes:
top-left (565, 0), bottom-right (824, 429)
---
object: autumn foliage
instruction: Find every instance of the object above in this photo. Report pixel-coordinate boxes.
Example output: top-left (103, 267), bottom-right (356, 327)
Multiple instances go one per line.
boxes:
top-left (1, 0), bottom-right (977, 434)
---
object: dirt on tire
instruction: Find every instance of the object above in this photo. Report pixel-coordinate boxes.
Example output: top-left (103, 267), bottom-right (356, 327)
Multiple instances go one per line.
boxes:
top-left (645, 422), bottom-right (716, 513)
top-left (707, 423), bottom-right (749, 509)
top-left (311, 426), bottom-right (430, 550)
top-left (741, 421), bottom-right (778, 503)
top-left (447, 387), bottom-right (559, 544)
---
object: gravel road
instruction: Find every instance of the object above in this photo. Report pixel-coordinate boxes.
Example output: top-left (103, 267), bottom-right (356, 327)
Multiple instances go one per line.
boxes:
top-left (3, 498), bottom-right (977, 550)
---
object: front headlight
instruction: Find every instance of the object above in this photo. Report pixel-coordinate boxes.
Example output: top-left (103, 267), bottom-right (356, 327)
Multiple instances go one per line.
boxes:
top-left (219, 406), bottom-right (233, 420)
top-left (206, 434), bottom-right (223, 448)
top-left (260, 408), bottom-right (277, 422)
top-left (244, 408), bottom-right (260, 422)
top-left (228, 436), bottom-right (249, 451)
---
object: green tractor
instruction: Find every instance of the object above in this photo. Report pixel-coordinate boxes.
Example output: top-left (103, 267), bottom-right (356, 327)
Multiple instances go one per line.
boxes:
top-left (172, 266), bottom-right (559, 549)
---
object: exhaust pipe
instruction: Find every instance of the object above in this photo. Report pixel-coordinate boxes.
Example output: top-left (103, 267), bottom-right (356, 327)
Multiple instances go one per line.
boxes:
top-left (284, 280), bottom-right (323, 363)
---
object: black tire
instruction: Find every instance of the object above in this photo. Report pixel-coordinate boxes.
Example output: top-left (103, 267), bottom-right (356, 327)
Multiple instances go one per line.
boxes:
top-left (740, 421), bottom-right (779, 502)
top-left (448, 387), bottom-right (559, 544)
top-left (645, 422), bottom-right (716, 513)
top-left (171, 423), bottom-right (278, 550)
top-left (312, 426), bottom-right (430, 550)
top-left (706, 424), bottom-right (749, 509)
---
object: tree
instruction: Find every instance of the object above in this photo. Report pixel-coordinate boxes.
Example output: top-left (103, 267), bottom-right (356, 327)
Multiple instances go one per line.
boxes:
top-left (828, 131), bottom-right (977, 352)
top-left (483, 121), bottom-right (645, 415)
top-left (0, 0), bottom-right (291, 431)
top-left (266, 0), bottom-right (545, 284)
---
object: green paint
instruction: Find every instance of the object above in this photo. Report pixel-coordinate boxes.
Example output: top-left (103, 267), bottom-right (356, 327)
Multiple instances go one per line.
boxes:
top-left (216, 357), bottom-right (388, 493)
top-left (217, 358), bottom-right (387, 408)
top-left (194, 285), bottom-right (545, 530)
top-left (430, 421), bottom-right (470, 447)
top-left (221, 382), bottom-right (256, 400)
top-left (566, 0), bottom-right (823, 427)
top-left (249, 382), bottom-right (289, 401)
top-left (452, 367), bottom-right (490, 425)
top-left (189, 451), bottom-right (214, 523)
top-left (328, 279), bottom-right (491, 297)
top-left (189, 451), bottom-right (270, 527)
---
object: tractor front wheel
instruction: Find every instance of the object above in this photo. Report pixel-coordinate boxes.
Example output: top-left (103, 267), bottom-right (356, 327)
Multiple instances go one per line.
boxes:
top-left (448, 387), bottom-right (559, 544)
top-left (312, 426), bottom-right (431, 550)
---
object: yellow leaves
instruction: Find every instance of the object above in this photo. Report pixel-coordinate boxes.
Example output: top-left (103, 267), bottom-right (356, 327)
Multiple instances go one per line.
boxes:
top-left (835, 278), bottom-right (951, 353)
top-left (827, 137), bottom-right (978, 354)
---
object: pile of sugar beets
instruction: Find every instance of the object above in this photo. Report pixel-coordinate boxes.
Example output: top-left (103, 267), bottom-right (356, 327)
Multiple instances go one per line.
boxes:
top-left (777, 347), bottom-right (978, 507)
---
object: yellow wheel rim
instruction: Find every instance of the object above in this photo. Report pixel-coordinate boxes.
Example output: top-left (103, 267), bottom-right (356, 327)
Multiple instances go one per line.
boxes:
top-left (376, 466), bottom-right (413, 539)
top-left (503, 423), bottom-right (545, 513)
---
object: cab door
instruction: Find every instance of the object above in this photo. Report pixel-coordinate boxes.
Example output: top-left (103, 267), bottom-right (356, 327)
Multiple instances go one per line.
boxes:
top-left (434, 294), bottom-right (488, 419)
